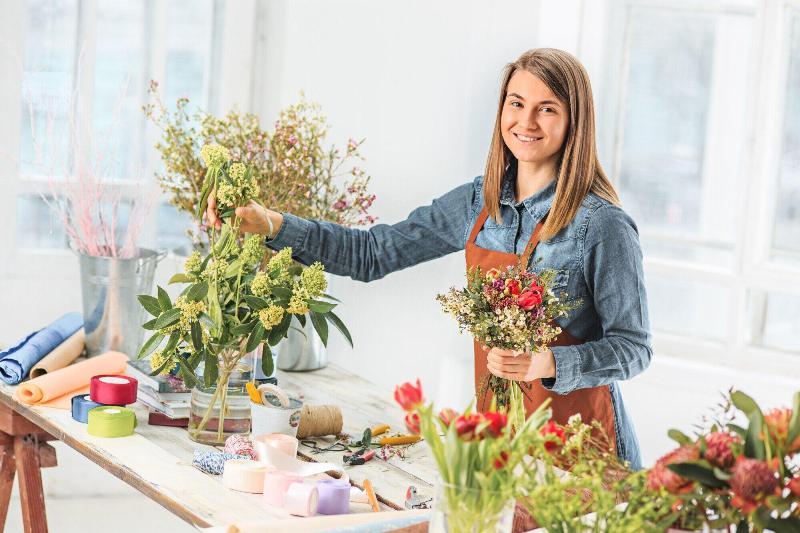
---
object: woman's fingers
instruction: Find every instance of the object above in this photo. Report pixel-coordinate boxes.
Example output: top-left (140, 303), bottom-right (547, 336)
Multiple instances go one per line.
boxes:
top-left (206, 190), bottom-right (221, 230)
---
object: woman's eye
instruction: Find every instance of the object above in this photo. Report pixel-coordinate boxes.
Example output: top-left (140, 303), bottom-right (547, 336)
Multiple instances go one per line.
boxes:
top-left (541, 106), bottom-right (555, 113)
top-left (509, 101), bottom-right (522, 108)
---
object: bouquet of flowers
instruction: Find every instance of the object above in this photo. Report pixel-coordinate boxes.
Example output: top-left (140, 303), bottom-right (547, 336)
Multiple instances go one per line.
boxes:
top-left (394, 379), bottom-right (552, 533)
top-left (137, 143), bottom-right (352, 445)
top-left (646, 390), bottom-right (800, 532)
top-left (436, 263), bottom-right (578, 419)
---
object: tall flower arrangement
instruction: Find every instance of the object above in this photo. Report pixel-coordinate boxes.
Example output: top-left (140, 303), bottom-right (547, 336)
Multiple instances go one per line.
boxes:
top-left (137, 143), bottom-right (352, 444)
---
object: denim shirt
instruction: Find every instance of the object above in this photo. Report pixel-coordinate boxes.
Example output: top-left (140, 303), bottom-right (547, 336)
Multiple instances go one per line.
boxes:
top-left (268, 174), bottom-right (652, 469)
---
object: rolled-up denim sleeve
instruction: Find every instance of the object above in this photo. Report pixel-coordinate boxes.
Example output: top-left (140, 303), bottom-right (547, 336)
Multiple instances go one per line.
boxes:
top-left (543, 204), bottom-right (652, 394)
top-left (266, 179), bottom-right (478, 282)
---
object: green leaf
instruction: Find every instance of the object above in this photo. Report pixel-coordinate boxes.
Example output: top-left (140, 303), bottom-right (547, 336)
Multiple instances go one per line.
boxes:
top-left (219, 207), bottom-right (235, 219)
top-left (268, 313), bottom-right (292, 346)
top-left (224, 258), bottom-right (242, 278)
top-left (196, 167), bottom-right (214, 221)
top-left (270, 286), bottom-right (292, 300)
top-left (261, 343), bottom-right (274, 377)
top-left (138, 295), bottom-right (162, 317)
top-left (744, 411), bottom-right (766, 460)
top-left (190, 321), bottom-right (203, 351)
top-left (157, 286), bottom-right (172, 311)
top-left (667, 429), bottom-right (693, 446)
top-left (177, 361), bottom-right (198, 388)
top-left (246, 322), bottom-right (265, 353)
top-left (295, 314), bottom-right (306, 328)
top-left (231, 321), bottom-right (257, 336)
top-left (137, 333), bottom-right (164, 360)
top-left (244, 296), bottom-right (268, 311)
top-left (208, 283), bottom-right (222, 332)
top-left (731, 390), bottom-right (762, 419)
top-left (307, 299), bottom-right (336, 313)
top-left (325, 311), bottom-right (353, 347)
top-left (186, 281), bottom-right (209, 302)
top-left (287, 265), bottom-right (302, 277)
top-left (310, 311), bottom-right (329, 347)
top-left (162, 332), bottom-right (181, 356)
top-left (787, 391), bottom-right (800, 448)
top-left (148, 357), bottom-right (173, 377)
top-left (168, 273), bottom-right (193, 284)
top-left (666, 462), bottom-right (727, 488)
top-left (321, 293), bottom-right (341, 302)
top-left (141, 317), bottom-right (158, 330)
top-left (203, 350), bottom-right (218, 388)
top-left (727, 423), bottom-right (747, 439)
top-left (153, 308), bottom-right (181, 330)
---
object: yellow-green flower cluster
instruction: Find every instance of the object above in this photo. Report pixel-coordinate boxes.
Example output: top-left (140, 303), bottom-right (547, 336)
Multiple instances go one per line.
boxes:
top-left (251, 271), bottom-right (272, 298)
top-left (258, 305), bottom-right (284, 329)
top-left (184, 251), bottom-right (201, 274)
top-left (240, 234), bottom-right (265, 267)
top-left (300, 262), bottom-right (326, 297)
top-left (268, 247), bottom-right (293, 283)
top-left (150, 350), bottom-right (177, 375)
top-left (202, 258), bottom-right (229, 280)
top-left (216, 162), bottom-right (259, 209)
top-left (287, 283), bottom-right (310, 314)
top-left (200, 143), bottom-right (230, 168)
top-left (175, 296), bottom-right (206, 331)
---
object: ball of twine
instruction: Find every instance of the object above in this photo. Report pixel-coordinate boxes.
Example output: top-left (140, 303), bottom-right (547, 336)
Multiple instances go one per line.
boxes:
top-left (224, 434), bottom-right (256, 460)
top-left (296, 404), bottom-right (343, 439)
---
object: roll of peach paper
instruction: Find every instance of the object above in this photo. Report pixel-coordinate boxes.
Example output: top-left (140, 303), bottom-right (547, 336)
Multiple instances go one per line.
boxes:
top-left (30, 329), bottom-right (85, 378)
top-left (15, 351), bottom-right (129, 409)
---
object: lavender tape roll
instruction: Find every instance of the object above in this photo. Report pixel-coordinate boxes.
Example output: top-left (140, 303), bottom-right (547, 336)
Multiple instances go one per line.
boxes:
top-left (316, 478), bottom-right (350, 515)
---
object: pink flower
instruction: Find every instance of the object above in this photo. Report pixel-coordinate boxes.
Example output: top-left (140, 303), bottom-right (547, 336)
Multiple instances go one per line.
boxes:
top-left (438, 408), bottom-right (458, 426)
top-left (404, 412), bottom-right (421, 434)
top-left (394, 380), bottom-right (424, 412)
top-left (703, 432), bottom-right (741, 469)
top-left (646, 446), bottom-right (700, 494)
top-left (730, 456), bottom-right (780, 514)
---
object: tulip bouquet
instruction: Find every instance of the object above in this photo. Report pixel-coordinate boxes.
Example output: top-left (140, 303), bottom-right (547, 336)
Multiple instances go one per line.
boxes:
top-left (646, 390), bottom-right (800, 532)
top-left (394, 379), bottom-right (552, 533)
top-left (436, 263), bottom-right (578, 423)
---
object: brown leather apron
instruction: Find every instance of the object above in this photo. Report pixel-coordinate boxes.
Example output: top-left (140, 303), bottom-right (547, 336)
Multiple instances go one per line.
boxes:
top-left (465, 207), bottom-right (617, 453)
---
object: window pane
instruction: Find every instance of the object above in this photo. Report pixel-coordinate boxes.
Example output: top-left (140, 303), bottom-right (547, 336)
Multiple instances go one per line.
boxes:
top-left (92, 1), bottom-right (146, 180)
top-left (19, 0), bottom-right (78, 177)
top-left (772, 12), bottom-right (800, 264)
top-left (163, 0), bottom-right (214, 109)
top-left (747, 291), bottom-right (800, 353)
top-left (647, 274), bottom-right (730, 342)
top-left (155, 203), bottom-right (196, 256)
top-left (619, 7), bottom-right (752, 267)
top-left (16, 195), bottom-right (68, 249)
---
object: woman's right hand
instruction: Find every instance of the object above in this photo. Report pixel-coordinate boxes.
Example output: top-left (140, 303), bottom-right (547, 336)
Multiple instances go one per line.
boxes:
top-left (206, 190), bottom-right (283, 237)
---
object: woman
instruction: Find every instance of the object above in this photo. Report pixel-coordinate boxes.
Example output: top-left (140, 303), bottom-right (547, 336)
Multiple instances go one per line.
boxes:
top-left (208, 48), bottom-right (651, 469)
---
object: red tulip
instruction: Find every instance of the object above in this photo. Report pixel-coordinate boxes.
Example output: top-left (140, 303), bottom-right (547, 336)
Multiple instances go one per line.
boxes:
top-left (493, 451), bottom-right (510, 470)
top-left (517, 288), bottom-right (543, 310)
top-left (482, 412), bottom-right (508, 438)
top-left (404, 412), bottom-right (421, 434)
top-left (455, 414), bottom-right (483, 441)
top-left (394, 379), bottom-right (424, 411)
top-left (438, 408), bottom-right (458, 427)
top-left (539, 420), bottom-right (566, 451)
top-left (505, 279), bottom-right (520, 295)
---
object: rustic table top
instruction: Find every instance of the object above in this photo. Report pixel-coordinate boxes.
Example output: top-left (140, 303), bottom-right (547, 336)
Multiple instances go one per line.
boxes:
top-left (0, 363), bottom-right (437, 531)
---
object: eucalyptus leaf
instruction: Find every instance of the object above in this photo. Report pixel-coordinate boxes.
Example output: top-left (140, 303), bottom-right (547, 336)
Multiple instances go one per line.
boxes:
top-left (138, 295), bottom-right (162, 317)
top-left (137, 333), bottom-right (164, 360)
top-left (310, 311), bottom-right (329, 347)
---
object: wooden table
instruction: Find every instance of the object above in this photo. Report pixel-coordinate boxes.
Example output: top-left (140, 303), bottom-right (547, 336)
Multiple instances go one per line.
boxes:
top-left (0, 363), bottom-right (437, 532)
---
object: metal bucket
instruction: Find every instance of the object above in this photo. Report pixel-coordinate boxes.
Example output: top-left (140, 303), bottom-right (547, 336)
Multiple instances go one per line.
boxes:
top-left (78, 248), bottom-right (167, 358)
top-left (275, 318), bottom-right (328, 371)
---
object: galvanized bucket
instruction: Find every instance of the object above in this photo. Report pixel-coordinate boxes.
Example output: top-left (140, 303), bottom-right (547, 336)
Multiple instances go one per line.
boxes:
top-left (78, 248), bottom-right (167, 358)
top-left (276, 318), bottom-right (328, 371)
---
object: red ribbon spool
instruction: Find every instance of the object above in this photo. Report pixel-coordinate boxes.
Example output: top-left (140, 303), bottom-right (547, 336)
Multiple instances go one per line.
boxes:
top-left (90, 375), bottom-right (138, 405)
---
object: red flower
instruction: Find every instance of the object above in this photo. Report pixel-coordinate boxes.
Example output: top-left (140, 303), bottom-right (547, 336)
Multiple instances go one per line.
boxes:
top-left (404, 412), bottom-right (421, 434)
top-left (394, 379), bottom-right (424, 412)
top-left (493, 451), bottom-right (510, 470)
top-left (539, 420), bottom-right (566, 451)
top-left (486, 268), bottom-right (500, 279)
top-left (703, 432), bottom-right (741, 469)
top-left (481, 412), bottom-right (508, 438)
top-left (454, 414), bottom-right (483, 441)
top-left (646, 445), bottom-right (700, 494)
top-left (505, 279), bottom-right (520, 296)
top-left (730, 456), bottom-right (780, 514)
top-left (787, 476), bottom-right (800, 498)
top-left (764, 408), bottom-right (800, 454)
top-left (438, 408), bottom-right (458, 427)
top-left (517, 288), bottom-right (543, 310)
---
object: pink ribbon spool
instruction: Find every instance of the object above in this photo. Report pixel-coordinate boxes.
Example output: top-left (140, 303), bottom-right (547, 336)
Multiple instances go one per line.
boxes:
top-left (263, 470), bottom-right (303, 508)
top-left (254, 433), bottom-right (298, 463)
top-left (285, 481), bottom-right (318, 517)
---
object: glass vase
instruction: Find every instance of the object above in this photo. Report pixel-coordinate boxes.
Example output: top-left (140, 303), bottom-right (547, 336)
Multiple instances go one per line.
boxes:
top-left (188, 357), bottom-right (252, 445)
top-left (428, 483), bottom-right (515, 533)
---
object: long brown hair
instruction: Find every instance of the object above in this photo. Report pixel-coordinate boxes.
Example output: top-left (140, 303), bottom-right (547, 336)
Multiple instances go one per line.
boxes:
top-left (483, 48), bottom-right (619, 241)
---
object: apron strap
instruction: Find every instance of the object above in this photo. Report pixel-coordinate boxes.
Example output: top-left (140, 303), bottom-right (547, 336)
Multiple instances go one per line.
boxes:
top-left (521, 211), bottom-right (549, 267)
top-left (466, 208), bottom-right (490, 246)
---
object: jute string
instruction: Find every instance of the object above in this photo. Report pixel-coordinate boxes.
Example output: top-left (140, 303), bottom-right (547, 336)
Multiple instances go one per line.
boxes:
top-left (296, 404), bottom-right (343, 438)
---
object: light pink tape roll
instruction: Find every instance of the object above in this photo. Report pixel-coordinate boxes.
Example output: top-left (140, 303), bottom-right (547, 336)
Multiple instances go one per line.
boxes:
top-left (222, 459), bottom-right (269, 493)
top-left (254, 433), bottom-right (298, 461)
top-left (285, 481), bottom-right (318, 517)
top-left (263, 470), bottom-right (302, 507)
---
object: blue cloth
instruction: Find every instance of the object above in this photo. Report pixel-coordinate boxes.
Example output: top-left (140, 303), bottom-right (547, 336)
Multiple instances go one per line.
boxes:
top-left (267, 167), bottom-right (651, 470)
top-left (0, 312), bottom-right (83, 385)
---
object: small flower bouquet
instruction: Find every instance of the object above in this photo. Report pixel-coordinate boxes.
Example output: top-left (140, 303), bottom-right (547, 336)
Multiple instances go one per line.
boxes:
top-left (436, 263), bottom-right (578, 420)
top-left (394, 379), bottom-right (552, 533)
top-left (647, 390), bottom-right (800, 531)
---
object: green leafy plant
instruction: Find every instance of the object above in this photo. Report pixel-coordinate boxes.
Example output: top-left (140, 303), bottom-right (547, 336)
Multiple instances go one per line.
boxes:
top-left (137, 143), bottom-right (352, 444)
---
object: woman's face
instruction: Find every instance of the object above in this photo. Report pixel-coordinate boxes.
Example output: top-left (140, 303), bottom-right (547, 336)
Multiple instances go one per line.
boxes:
top-left (500, 70), bottom-right (569, 168)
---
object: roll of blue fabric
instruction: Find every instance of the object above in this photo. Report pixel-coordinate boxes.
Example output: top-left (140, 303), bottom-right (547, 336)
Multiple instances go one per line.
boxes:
top-left (0, 312), bottom-right (83, 385)
top-left (71, 394), bottom-right (105, 423)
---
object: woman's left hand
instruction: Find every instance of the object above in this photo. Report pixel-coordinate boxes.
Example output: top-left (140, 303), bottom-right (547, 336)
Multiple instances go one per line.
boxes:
top-left (485, 346), bottom-right (556, 382)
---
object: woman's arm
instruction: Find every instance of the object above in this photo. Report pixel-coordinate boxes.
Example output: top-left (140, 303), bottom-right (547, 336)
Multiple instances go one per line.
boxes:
top-left (223, 180), bottom-right (479, 282)
top-left (542, 204), bottom-right (653, 394)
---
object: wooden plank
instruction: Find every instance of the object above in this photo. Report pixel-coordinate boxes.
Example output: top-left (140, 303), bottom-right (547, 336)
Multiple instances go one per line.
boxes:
top-left (15, 434), bottom-right (48, 533)
top-left (38, 442), bottom-right (57, 469)
top-left (0, 444), bottom-right (16, 531)
top-left (0, 404), bottom-right (53, 439)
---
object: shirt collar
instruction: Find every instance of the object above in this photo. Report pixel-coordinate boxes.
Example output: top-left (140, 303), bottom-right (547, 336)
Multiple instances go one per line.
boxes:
top-left (499, 163), bottom-right (557, 221)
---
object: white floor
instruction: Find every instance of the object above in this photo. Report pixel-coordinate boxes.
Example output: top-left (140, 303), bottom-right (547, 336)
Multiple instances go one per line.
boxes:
top-left (5, 354), bottom-right (799, 532)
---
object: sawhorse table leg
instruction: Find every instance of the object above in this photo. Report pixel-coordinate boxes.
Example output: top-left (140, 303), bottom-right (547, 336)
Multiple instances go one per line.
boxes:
top-left (0, 404), bottom-right (57, 533)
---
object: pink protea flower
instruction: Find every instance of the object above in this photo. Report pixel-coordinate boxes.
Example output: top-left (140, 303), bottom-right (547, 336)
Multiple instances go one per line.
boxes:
top-left (703, 432), bottom-right (741, 469)
top-left (646, 445), bottom-right (700, 494)
top-left (729, 456), bottom-right (781, 514)
top-left (764, 408), bottom-right (800, 454)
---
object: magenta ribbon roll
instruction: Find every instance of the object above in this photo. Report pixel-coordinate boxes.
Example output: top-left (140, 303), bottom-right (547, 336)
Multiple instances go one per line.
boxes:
top-left (90, 375), bottom-right (138, 405)
top-left (316, 478), bottom-right (350, 515)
